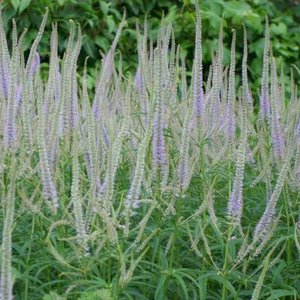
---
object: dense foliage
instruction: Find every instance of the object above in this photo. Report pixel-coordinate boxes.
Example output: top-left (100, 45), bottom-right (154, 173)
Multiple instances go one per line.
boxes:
top-left (0, 2), bottom-right (300, 300)
top-left (1, 0), bottom-right (300, 79)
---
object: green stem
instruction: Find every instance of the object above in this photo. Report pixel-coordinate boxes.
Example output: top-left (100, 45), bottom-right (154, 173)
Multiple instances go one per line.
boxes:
top-left (170, 196), bottom-right (181, 269)
top-left (283, 186), bottom-right (292, 268)
top-left (24, 215), bottom-right (36, 300)
top-left (221, 223), bottom-right (233, 300)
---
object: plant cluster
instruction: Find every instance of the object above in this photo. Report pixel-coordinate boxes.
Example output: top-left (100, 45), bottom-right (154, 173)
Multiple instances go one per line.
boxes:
top-left (0, 3), bottom-right (300, 300)
top-left (1, 0), bottom-right (300, 81)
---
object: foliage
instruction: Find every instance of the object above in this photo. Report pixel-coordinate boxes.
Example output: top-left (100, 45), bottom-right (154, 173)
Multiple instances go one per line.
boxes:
top-left (1, 0), bottom-right (300, 79)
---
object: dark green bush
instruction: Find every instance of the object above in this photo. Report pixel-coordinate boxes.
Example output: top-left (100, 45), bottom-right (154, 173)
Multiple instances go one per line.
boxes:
top-left (1, 0), bottom-right (300, 82)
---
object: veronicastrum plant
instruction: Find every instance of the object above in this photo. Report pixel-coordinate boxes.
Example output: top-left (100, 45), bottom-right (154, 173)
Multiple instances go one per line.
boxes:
top-left (0, 2), bottom-right (300, 300)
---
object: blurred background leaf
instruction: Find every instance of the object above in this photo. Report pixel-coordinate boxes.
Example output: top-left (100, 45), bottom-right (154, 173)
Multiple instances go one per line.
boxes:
top-left (1, 0), bottom-right (299, 86)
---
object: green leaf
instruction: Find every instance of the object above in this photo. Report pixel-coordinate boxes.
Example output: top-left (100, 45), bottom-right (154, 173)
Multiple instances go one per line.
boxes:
top-left (19, 0), bottom-right (31, 13)
top-left (202, 0), bottom-right (224, 15)
top-left (172, 273), bottom-right (189, 300)
top-left (83, 36), bottom-right (97, 58)
top-left (94, 36), bottom-right (109, 52)
top-left (265, 289), bottom-right (297, 299)
top-left (10, 0), bottom-right (20, 11)
top-left (245, 12), bottom-right (263, 33)
top-left (155, 275), bottom-right (168, 300)
top-left (251, 243), bottom-right (279, 300)
top-left (201, 11), bottom-right (222, 30)
top-left (249, 38), bottom-right (265, 57)
top-left (43, 292), bottom-right (66, 300)
top-left (100, 1), bottom-right (110, 15)
top-left (11, 267), bottom-right (22, 282)
top-left (106, 15), bottom-right (116, 34)
top-left (198, 271), bottom-right (237, 297)
top-left (223, 1), bottom-right (251, 18)
top-left (79, 289), bottom-right (113, 300)
top-left (270, 23), bottom-right (287, 36)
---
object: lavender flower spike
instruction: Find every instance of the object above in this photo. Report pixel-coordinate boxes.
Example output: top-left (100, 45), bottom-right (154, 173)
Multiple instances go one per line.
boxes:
top-left (227, 97), bottom-right (247, 224)
top-left (192, 1), bottom-right (205, 117)
top-left (254, 143), bottom-right (293, 242)
top-left (259, 17), bottom-right (270, 119)
top-left (30, 52), bottom-right (40, 76)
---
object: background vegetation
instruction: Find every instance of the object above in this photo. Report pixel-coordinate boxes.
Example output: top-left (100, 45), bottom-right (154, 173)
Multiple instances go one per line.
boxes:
top-left (1, 0), bottom-right (300, 84)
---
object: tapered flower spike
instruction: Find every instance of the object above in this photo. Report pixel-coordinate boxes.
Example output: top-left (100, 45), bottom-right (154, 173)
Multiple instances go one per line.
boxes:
top-left (0, 8), bottom-right (11, 99)
top-left (254, 143), bottom-right (293, 242)
top-left (4, 19), bottom-right (23, 151)
top-left (225, 29), bottom-right (236, 138)
top-left (242, 24), bottom-right (253, 108)
top-left (37, 78), bottom-right (59, 212)
top-left (260, 16), bottom-right (270, 119)
top-left (206, 22), bottom-right (224, 136)
top-left (227, 96), bottom-right (247, 224)
top-left (30, 52), bottom-right (40, 76)
top-left (0, 156), bottom-right (17, 300)
top-left (217, 20), bottom-right (224, 93)
top-left (70, 25), bottom-right (82, 129)
top-left (207, 55), bottom-right (220, 133)
top-left (126, 110), bottom-right (153, 212)
top-left (60, 20), bottom-right (77, 135)
top-left (193, 1), bottom-right (205, 118)
top-left (181, 54), bottom-right (187, 102)
top-left (71, 127), bottom-right (89, 254)
top-left (177, 100), bottom-right (193, 192)
top-left (43, 22), bottom-right (59, 125)
top-left (279, 62), bottom-right (285, 114)
top-left (152, 46), bottom-right (168, 188)
top-left (82, 58), bottom-right (103, 230)
top-left (93, 11), bottom-right (126, 119)
top-left (270, 56), bottom-right (285, 162)
top-left (25, 8), bottom-right (48, 78)
top-left (105, 84), bottom-right (131, 212)
top-left (22, 9), bottom-right (48, 150)
top-left (46, 20), bottom-right (77, 165)
top-left (135, 23), bottom-right (149, 127)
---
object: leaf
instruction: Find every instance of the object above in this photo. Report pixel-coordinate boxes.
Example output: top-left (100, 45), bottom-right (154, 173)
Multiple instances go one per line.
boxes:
top-left (172, 273), bottom-right (189, 300)
top-left (95, 36), bottom-right (109, 52)
top-left (10, 0), bottom-right (20, 11)
top-left (43, 292), bottom-right (66, 300)
top-left (265, 289), bottom-right (297, 299)
top-left (19, 0), bottom-right (31, 13)
top-left (249, 38), bottom-right (265, 57)
top-left (198, 271), bottom-right (237, 297)
top-left (198, 270), bottom-right (208, 299)
top-left (155, 275), bottom-right (168, 300)
top-left (223, 1), bottom-right (251, 18)
top-left (245, 12), bottom-right (263, 33)
top-left (106, 15), bottom-right (116, 34)
top-left (201, 11), bottom-right (222, 30)
top-left (11, 267), bottom-right (22, 282)
top-left (270, 23), bottom-right (287, 36)
top-left (79, 289), bottom-right (113, 300)
top-left (251, 243), bottom-right (279, 300)
top-left (83, 35), bottom-right (97, 58)
top-left (202, 0), bottom-right (224, 15)
top-left (295, 225), bottom-right (300, 252)
top-left (100, 1), bottom-right (110, 15)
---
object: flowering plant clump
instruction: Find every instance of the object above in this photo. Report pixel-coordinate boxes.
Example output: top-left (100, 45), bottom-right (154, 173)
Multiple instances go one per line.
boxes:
top-left (0, 3), bottom-right (299, 300)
